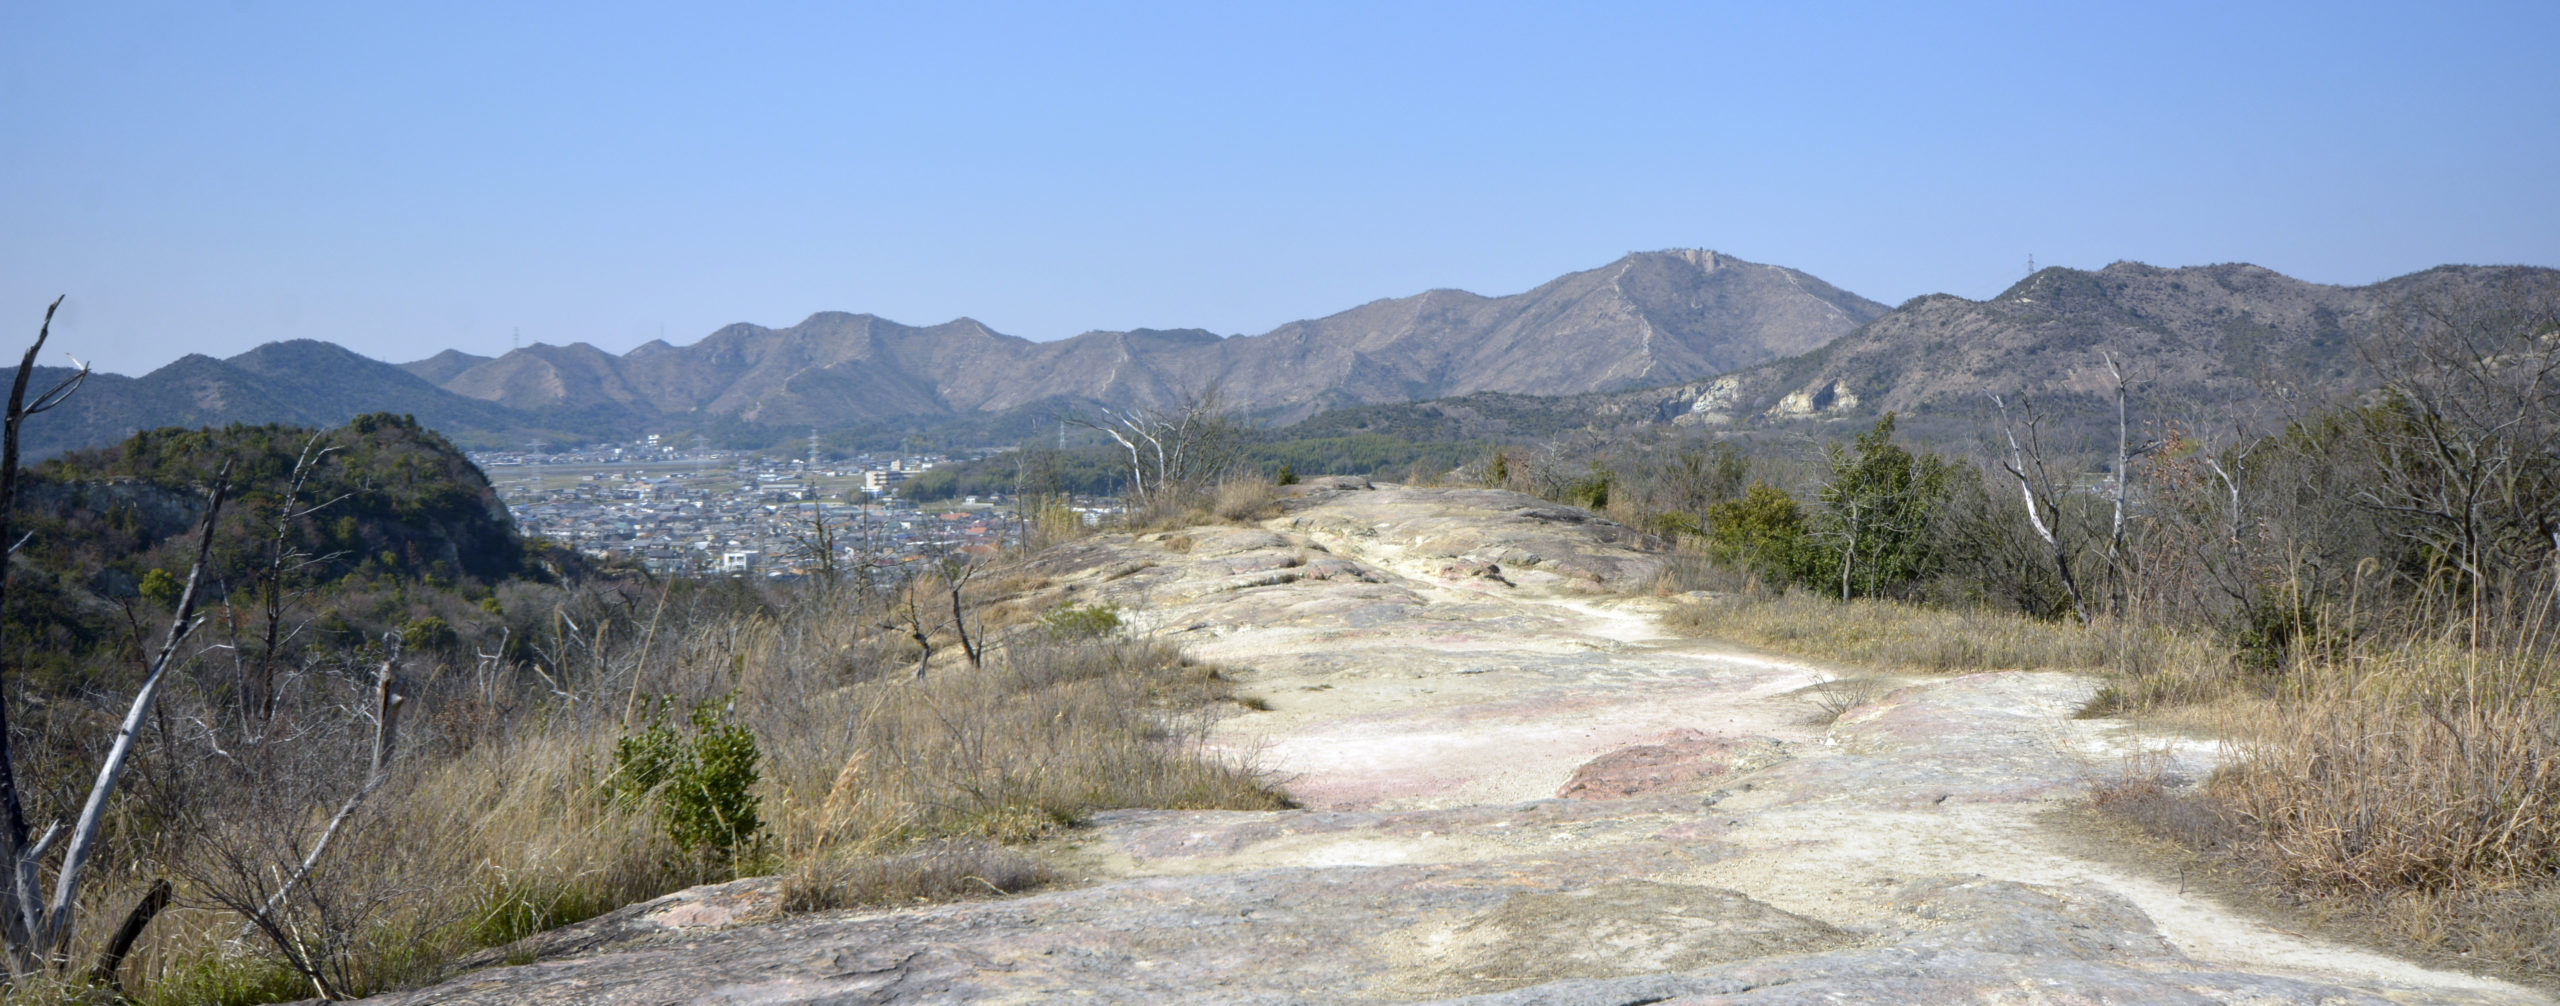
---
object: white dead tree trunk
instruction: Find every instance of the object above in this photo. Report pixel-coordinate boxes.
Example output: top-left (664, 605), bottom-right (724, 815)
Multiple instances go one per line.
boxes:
top-left (0, 299), bottom-right (234, 983)
top-left (1069, 388), bottom-right (1241, 520)
top-left (2104, 353), bottom-right (2132, 571)
top-left (2095, 352), bottom-right (2159, 613)
top-left (34, 475), bottom-right (229, 965)
top-left (0, 302), bottom-right (86, 974)
top-left (1990, 392), bottom-right (2092, 624)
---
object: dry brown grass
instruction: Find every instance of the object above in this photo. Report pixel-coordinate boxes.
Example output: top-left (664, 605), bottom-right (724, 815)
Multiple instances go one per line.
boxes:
top-left (2216, 640), bottom-right (2560, 893)
top-left (2195, 634), bottom-right (2560, 986)
top-left (781, 838), bottom-right (1050, 913)
top-left (103, 574), bottom-right (1280, 1004)
top-left (1207, 476), bottom-right (1282, 524)
top-left (2088, 640), bottom-right (2560, 987)
top-left (2068, 590), bottom-right (2560, 989)
top-left (1660, 591), bottom-right (2198, 677)
top-left (791, 635), bottom-right (1282, 853)
top-left (771, 622), bottom-right (1282, 919)
top-left (1018, 495), bottom-right (1091, 551)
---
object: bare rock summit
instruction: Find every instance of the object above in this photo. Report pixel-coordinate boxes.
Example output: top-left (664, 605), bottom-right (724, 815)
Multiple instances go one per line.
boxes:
top-left (371, 486), bottom-right (2546, 1005)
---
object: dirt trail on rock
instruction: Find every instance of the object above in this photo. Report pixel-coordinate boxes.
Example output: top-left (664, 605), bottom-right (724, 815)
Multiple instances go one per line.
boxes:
top-left (377, 483), bottom-right (2549, 1005)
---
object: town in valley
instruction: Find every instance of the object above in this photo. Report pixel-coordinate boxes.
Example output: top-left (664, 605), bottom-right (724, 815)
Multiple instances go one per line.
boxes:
top-left (472, 437), bottom-right (1104, 578)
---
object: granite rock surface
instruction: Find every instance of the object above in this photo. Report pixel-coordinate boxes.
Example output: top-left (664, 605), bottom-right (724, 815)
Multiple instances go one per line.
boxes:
top-left (372, 484), bottom-right (2548, 1005)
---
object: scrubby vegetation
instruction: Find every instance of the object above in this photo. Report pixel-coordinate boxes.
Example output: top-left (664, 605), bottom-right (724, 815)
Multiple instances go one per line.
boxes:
top-left (1483, 288), bottom-right (2560, 984)
top-left (0, 391), bottom-right (1277, 1002)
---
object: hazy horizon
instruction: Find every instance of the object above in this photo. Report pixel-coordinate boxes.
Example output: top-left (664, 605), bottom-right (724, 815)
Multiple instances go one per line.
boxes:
top-left (6, 2), bottom-right (2555, 374)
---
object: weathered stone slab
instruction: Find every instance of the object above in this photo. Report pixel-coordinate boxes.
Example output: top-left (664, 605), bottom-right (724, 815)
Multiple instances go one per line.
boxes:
top-left (373, 486), bottom-right (2548, 1005)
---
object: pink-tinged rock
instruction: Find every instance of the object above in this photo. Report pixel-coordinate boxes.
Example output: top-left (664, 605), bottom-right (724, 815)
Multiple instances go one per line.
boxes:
top-left (1556, 729), bottom-right (1765, 800)
top-left (1438, 558), bottom-right (1513, 585)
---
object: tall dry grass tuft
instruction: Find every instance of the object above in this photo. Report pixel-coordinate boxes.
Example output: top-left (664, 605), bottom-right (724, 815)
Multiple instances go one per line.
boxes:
top-left (1660, 591), bottom-right (2203, 678)
top-left (1206, 476), bottom-right (1282, 525)
top-left (1646, 537), bottom-right (1749, 596)
top-left (2093, 583), bottom-right (2560, 984)
top-left (781, 634), bottom-right (1283, 906)
top-left (1017, 494), bottom-right (1091, 551)
top-left (2216, 638), bottom-right (2560, 894)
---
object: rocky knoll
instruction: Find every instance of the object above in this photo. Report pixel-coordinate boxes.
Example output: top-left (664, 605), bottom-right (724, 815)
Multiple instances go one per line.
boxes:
top-left (376, 482), bottom-right (2549, 1005)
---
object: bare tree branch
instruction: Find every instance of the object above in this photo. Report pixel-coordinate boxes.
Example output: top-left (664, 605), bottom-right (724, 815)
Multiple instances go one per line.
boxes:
top-left (40, 463), bottom-right (231, 965)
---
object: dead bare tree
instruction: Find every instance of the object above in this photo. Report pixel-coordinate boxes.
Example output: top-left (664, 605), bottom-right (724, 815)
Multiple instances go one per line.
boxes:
top-left (877, 537), bottom-right (986, 680)
top-left (783, 499), bottom-right (846, 584)
top-left (1990, 392), bottom-right (2093, 624)
top-left (1070, 387), bottom-right (1245, 520)
top-left (0, 301), bottom-right (88, 974)
top-left (1, 468), bottom-right (230, 978)
top-left (931, 541), bottom-right (984, 669)
top-left (0, 301), bottom-right (239, 982)
top-left (234, 433), bottom-right (352, 735)
top-left (203, 647), bottom-right (405, 1001)
top-left (886, 565), bottom-right (937, 681)
top-left (2095, 353), bottom-right (2160, 611)
top-left (2348, 288), bottom-right (2560, 607)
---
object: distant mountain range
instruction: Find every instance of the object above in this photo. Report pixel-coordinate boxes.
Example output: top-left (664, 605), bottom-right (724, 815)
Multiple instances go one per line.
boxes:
top-left (394, 248), bottom-right (1881, 428)
top-left (1196, 261), bottom-right (2560, 449)
top-left (6, 340), bottom-right (537, 460)
top-left (4, 250), bottom-right (2552, 458)
top-left (1619, 260), bottom-right (2559, 431)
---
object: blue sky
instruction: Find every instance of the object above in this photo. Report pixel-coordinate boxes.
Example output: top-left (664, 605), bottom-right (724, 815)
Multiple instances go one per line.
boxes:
top-left (3, 2), bottom-right (2554, 374)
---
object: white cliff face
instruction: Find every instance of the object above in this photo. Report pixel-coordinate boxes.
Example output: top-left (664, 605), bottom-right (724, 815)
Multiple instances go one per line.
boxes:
top-left (376, 484), bottom-right (2549, 1006)
top-left (1670, 374), bottom-right (1747, 426)
top-left (1771, 379), bottom-right (1860, 418)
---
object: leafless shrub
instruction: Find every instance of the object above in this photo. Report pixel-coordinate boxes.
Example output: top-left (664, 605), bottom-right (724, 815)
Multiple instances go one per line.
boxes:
top-left (1797, 677), bottom-right (1885, 726)
top-left (1647, 537), bottom-right (1745, 596)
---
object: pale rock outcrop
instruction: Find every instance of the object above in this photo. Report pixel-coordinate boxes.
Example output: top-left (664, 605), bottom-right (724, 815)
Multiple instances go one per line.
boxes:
top-left (1769, 379), bottom-right (1860, 418)
top-left (372, 485), bottom-right (2547, 1005)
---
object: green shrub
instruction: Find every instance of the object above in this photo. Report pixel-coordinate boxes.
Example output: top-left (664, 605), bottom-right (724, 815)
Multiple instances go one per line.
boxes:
top-left (1705, 482), bottom-right (1812, 584)
top-left (1564, 463), bottom-right (1612, 509)
top-left (400, 615), bottom-right (458, 653)
top-left (611, 696), bottom-right (767, 866)
top-left (1038, 602), bottom-right (1123, 640)
top-left (138, 567), bottom-right (181, 607)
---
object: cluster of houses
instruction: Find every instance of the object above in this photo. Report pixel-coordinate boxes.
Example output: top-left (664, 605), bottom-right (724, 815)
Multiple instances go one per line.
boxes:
top-left (472, 441), bottom-right (1088, 579)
